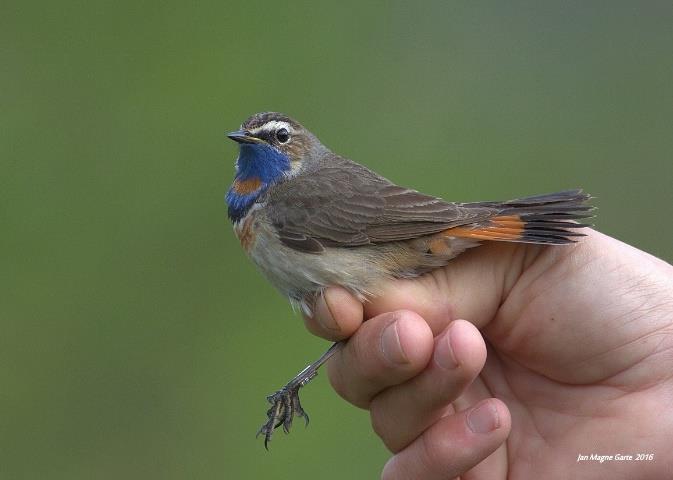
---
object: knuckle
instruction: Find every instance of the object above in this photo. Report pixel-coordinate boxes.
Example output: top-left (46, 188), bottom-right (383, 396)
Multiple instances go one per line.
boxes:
top-left (419, 424), bottom-right (454, 473)
top-left (369, 405), bottom-right (387, 441)
top-left (369, 397), bottom-right (390, 439)
top-left (350, 324), bottom-right (387, 379)
top-left (326, 354), bottom-right (372, 408)
top-left (326, 359), bottom-right (350, 401)
top-left (369, 397), bottom-right (404, 453)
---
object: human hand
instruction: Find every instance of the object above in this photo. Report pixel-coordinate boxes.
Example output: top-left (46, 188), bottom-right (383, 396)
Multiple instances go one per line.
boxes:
top-left (304, 230), bottom-right (673, 479)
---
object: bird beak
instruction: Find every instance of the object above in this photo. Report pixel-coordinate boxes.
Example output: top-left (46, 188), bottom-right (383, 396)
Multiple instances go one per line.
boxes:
top-left (227, 130), bottom-right (263, 144)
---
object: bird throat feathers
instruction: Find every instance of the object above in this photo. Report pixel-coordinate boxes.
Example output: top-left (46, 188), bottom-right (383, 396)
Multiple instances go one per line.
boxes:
top-left (226, 143), bottom-right (291, 222)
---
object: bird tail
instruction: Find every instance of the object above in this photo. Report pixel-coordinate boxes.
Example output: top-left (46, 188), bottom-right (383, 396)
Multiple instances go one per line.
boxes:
top-left (446, 189), bottom-right (593, 244)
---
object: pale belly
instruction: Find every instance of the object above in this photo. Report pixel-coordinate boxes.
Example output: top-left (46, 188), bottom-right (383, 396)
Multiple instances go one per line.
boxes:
top-left (234, 207), bottom-right (477, 315)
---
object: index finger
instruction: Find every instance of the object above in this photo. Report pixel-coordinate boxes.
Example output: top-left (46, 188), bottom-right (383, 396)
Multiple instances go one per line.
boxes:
top-left (303, 286), bottom-right (364, 341)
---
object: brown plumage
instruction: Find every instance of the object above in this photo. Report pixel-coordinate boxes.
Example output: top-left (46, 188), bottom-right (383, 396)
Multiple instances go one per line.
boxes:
top-left (266, 153), bottom-right (590, 252)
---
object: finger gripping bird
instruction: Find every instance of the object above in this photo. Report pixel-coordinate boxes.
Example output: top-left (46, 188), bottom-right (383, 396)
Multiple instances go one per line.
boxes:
top-left (225, 112), bottom-right (592, 448)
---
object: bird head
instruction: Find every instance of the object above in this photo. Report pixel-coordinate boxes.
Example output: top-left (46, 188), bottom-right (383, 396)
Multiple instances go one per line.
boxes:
top-left (227, 112), bottom-right (325, 173)
top-left (225, 112), bottom-right (324, 222)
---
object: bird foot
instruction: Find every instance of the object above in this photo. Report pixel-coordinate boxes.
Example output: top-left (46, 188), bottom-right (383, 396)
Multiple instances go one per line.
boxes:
top-left (256, 383), bottom-right (309, 449)
top-left (255, 342), bottom-right (343, 449)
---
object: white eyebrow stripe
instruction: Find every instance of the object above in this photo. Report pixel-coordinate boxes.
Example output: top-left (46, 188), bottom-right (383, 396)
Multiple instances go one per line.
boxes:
top-left (249, 120), bottom-right (294, 135)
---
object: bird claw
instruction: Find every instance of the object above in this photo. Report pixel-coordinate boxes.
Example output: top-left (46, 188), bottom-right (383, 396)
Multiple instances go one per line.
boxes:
top-left (255, 342), bottom-right (342, 449)
top-left (256, 384), bottom-right (309, 449)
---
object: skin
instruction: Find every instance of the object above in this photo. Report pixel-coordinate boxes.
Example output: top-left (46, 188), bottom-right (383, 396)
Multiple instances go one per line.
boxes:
top-left (304, 230), bottom-right (673, 479)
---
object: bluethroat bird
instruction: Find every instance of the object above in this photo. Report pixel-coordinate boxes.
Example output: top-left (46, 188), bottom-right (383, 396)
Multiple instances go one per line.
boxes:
top-left (225, 112), bottom-right (591, 448)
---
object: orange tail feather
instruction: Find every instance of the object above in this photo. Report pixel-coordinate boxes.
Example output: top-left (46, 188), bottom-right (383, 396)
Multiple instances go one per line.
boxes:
top-left (444, 190), bottom-right (592, 245)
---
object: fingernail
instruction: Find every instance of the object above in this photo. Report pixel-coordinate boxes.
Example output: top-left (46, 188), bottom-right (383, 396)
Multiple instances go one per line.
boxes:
top-left (315, 294), bottom-right (340, 332)
top-left (434, 327), bottom-right (458, 370)
top-left (381, 319), bottom-right (409, 365)
top-left (467, 400), bottom-right (500, 434)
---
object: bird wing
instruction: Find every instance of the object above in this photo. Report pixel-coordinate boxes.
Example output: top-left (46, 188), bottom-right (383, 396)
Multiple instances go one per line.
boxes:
top-left (265, 159), bottom-right (491, 253)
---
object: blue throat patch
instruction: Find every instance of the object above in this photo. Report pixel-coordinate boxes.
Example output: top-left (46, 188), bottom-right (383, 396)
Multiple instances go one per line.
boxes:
top-left (226, 143), bottom-right (291, 222)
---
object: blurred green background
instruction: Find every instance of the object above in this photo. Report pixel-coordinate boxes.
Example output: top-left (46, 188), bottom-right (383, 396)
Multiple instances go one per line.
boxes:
top-left (2, 1), bottom-right (672, 478)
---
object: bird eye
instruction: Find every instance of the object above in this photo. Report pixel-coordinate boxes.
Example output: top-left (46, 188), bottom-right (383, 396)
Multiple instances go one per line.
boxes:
top-left (276, 128), bottom-right (290, 143)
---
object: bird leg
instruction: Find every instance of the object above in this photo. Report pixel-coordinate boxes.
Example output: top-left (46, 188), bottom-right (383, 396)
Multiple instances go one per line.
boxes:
top-left (257, 341), bottom-right (343, 449)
